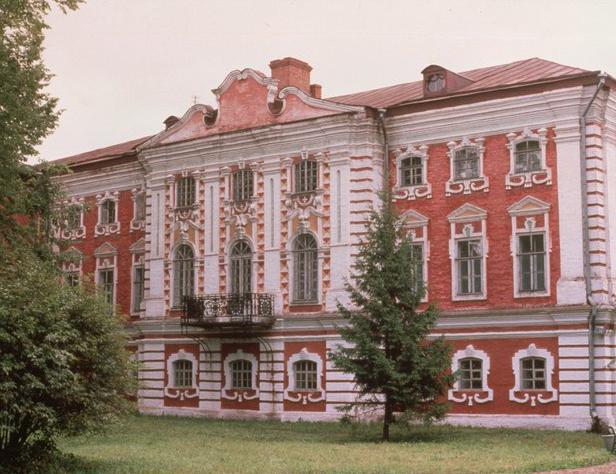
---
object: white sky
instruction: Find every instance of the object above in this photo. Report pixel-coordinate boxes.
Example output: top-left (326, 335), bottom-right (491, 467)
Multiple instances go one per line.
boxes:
top-left (38, 0), bottom-right (616, 162)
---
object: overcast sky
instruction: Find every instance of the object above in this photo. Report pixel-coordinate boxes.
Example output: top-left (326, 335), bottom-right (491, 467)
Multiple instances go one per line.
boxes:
top-left (38, 0), bottom-right (616, 162)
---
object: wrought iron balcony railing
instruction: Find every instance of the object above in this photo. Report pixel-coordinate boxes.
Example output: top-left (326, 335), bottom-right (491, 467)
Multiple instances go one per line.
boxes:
top-left (181, 293), bottom-right (275, 329)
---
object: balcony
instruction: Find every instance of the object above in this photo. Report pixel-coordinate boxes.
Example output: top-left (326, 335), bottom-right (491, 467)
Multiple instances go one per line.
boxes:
top-left (181, 293), bottom-right (275, 330)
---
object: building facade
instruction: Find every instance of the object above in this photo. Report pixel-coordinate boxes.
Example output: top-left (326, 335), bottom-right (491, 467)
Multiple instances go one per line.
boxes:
top-left (55, 57), bottom-right (616, 429)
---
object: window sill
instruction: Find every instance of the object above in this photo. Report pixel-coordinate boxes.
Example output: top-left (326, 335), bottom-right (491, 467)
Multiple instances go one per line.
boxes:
top-left (393, 183), bottom-right (432, 201)
top-left (506, 168), bottom-right (552, 190)
top-left (445, 176), bottom-right (489, 196)
top-left (452, 293), bottom-right (486, 302)
top-left (514, 291), bottom-right (549, 299)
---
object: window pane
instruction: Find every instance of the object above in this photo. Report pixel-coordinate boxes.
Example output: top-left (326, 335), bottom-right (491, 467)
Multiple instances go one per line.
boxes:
top-left (293, 234), bottom-right (318, 302)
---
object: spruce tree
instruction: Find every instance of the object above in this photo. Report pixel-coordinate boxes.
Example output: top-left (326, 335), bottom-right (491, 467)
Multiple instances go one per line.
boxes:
top-left (331, 192), bottom-right (453, 441)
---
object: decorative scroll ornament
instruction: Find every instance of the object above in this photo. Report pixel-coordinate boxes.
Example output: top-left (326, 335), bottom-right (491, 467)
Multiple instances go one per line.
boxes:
top-left (55, 197), bottom-right (86, 240)
top-left (130, 187), bottom-right (146, 232)
top-left (448, 345), bottom-right (494, 406)
top-left (283, 348), bottom-right (326, 405)
top-left (94, 191), bottom-right (120, 236)
top-left (445, 137), bottom-right (489, 196)
top-left (164, 349), bottom-right (199, 401)
top-left (221, 349), bottom-right (260, 403)
top-left (393, 144), bottom-right (432, 201)
top-left (505, 128), bottom-right (551, 190)
top-left (509, 344), bottom-right (558, 406)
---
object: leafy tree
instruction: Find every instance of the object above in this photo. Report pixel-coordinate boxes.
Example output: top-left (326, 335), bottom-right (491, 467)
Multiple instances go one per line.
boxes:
top-left (0, 0), bottom-right (82, 245)
top-left (330, 194), bottom-right (453, 441)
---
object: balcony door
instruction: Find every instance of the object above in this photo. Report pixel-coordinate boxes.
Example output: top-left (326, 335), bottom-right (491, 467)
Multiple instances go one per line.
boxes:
top-left (230, 240), bottom-right (252, 295)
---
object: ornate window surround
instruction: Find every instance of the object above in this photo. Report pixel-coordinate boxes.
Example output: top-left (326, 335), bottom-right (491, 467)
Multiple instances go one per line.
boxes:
top-left (62, 246), bottom-right (83, 285)
top-left (445, 137), bottom-right (489, 196)
top-left (164, 349), bottom-right (199, 401)
top-left (221, 162), bottom-right (259, 239)
top-left (130, 187), bottom-right (146, 232)
top-left (221, 349), bottom-right (259, 402)
top-left (94, 242), bottom-right (117, 308)
top-left (226, 237), bottom-right (256, 295)
top-left (393, 144), bottom-right (432, 200)
top-left (448, 203), bottom-right (488, 301)
top-left (448, 345), bottom-right (494, 406)
top-left (129, 238), bottom-right (146, 316)
top-left (95, 191), bottom-right (120, 236)
top-left (508, 196), bottom-right (551, 298)
top-left (400, 209), bottom-right (430, 302)
top-left (509, 343), bottom-right (558, 406)
top-left (284, 348), bottom-right (325, 405)
top-left (288, 230), bottom-right (322, 306)
top-left (505, 128), bottom-right (551, 190)
top-left (57, 197), bottom-right (86, 240)
top-left (170, 170), bottom-right (200, 224)
top-left (170, 240), bottom-right (197, 309)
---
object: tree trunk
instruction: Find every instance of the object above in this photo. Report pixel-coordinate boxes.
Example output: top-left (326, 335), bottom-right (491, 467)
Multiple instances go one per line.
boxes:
top-left (382, 396), bottom-right (392, 442)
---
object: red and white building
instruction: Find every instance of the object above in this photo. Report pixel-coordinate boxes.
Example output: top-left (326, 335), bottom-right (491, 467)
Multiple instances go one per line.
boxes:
top-left (54, 57), bottom-right (616, 429)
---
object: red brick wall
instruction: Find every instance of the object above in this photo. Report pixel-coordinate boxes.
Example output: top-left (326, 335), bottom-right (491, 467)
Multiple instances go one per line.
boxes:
top-left (391, 129), bottom-right (560, 311)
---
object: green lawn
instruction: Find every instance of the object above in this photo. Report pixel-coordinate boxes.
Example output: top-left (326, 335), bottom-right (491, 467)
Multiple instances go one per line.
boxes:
top-left (54, 414), bottom-right (612, 474)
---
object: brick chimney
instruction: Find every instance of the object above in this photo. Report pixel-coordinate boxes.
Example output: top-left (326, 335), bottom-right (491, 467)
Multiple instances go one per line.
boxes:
top-left (269, 57), bottom-right (312, 94)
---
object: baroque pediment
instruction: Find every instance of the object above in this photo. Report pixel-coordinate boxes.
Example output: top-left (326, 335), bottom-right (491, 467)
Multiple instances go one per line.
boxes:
top-left (448, 203), bottom-right (487, 223)
top-left (507, 196), bottom-right (550, 216)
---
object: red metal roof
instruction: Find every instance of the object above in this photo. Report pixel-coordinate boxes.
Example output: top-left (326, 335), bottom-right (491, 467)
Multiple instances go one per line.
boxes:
top-left (327, 58), bottom-right (593, 108)
top-left (53, 135), bottom-right (152, 166)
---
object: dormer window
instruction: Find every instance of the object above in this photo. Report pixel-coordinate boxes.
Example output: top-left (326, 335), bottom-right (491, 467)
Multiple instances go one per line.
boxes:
top-left (426, 74), bottom-right (445, 93)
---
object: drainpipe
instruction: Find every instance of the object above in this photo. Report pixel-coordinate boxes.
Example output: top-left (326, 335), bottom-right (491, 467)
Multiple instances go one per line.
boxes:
top-left (580, 73), bottom-right (607, 424)
top-left (377, 109), bottom-right (389, 200)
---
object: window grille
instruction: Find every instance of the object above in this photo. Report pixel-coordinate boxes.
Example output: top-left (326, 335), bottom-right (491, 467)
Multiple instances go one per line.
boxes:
top-left (98, 268), bottom-right (114, 306)
top-left (132, 265), bottom-right (145, 312)
top-left (173, 359), bottom-right (193, 388)
top-left (518, 234), bottom-right (546, 292)
top-left (400, 156), bottom-right (424, 186)
top-left (173, 245), bottom-right (194, 307)
top-left (294, 160), bottom-right (318, 193)
top-left (176, 177), bottom-right (196, 208)
top-left (453, 147), bottom-right (479, 180)
top-left (514, 140), bottom-right (542, 174)
top-left (230, 240), bottom-right (252, 294)
top-left (456, 239), bottom-right (482, 295)
top-left (521, 357), bottom-right (546, 389)
top-left (293, 234), bottom-right (318, 303)
top-left (410, 243), bottom-right (424, 294)
top-left (232, 169), bottom-right (254, 202)
top-left (230, 359), bottom-right (253, 389)
top-left (294, 360), bottom-right (318, 390)
top-left (100, 200), bottom-right (116, 225)
top-left (458, 358), bottom-right (483, 389)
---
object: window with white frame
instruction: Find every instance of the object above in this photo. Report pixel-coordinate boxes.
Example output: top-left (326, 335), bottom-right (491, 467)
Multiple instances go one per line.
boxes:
top-left (99, 268), bottom-right (114, 306)
top-left (173, 359), bottom-right (193, 388)
top-left (66, 204), bottom-right (82, 230)
top-left (458, 358), bottom-right (483, 389)
top-left (456, 239), bottom-right (483, 295)
top-left (410, 242), bottom-right (424, 294)
top-left (176, 176), bottom-right (196, 208)
top-left (100, 199), bottom-right (116, 225)
top-left (446, 138), bottom-right (488, 196)
top-left (294, 159), bottom-right (318, 193)
top-left (230, 359), bottom-right (253, 389)
top-left (293, 233), bottom-right (318, 303)
top-left (232, 169), bottom-right (254, 202)
top-left (508, 196), bottom-right (551, 298)
top-left (514, 141), bottom-right (542, 173)
top-left (401, 209), bottom-right (429, 300)
top-left (448, 203), bottom-right (487, 301)
top-left (400, 156), bottom-right (424, 187)
top-left (173, 244), bottom-right (194, 307)
top-left (230, 240), bottom-right (252, 294)
top-left (505, 128), bottom-right (550, 189)
top-left (132, 265), bottom-right (145, 313)
top-left (294, 360), bottom-right (318, 391)
top-left (520, 357), bottom-right (546, 390)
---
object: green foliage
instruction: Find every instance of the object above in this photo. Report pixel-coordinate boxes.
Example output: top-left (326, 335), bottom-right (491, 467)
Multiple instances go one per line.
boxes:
top-left (330, 194), bottom-right (454, 440)
top-left (0, 0), bottom-right (82, 245)
top-left (0, 247), bottom-right (134, 472)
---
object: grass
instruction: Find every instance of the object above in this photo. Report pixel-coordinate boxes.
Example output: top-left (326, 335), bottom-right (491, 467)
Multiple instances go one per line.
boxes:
top-left (53, 414), bottom-right (612, 474)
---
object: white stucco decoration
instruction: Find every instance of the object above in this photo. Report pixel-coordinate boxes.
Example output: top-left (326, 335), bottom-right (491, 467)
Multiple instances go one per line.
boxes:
top-left (509, 344), bottom-right (558, 406)
top-left (164, 349), bottom-right (199, 400)
top-left (448, 345), bottom-right (494, 406)
top-left (284, 348), bottom-right (325, 405)
top-left (221, 349), bottom-right (259, 402)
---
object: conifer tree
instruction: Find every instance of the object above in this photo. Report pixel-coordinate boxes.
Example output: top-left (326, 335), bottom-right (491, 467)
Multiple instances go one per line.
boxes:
top-left (331, 192), bottom-right (453, 441)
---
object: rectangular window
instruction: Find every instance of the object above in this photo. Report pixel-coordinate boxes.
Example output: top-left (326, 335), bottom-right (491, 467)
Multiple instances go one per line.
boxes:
top-left (400, 156), bottom-right (423, 187)
top-left (100, 200), bottom-right (115, 225)
top-left (132, 265), bottom-right (145, 313)
top-left (456, 239), bottom-right (482, 295)
top-left (459, 358), bottom-right (483, 389)
top-left (232, 170), bottom-right (254, 202)
top-left (295, 160), bottom-right (318, 194)
top-left (514, 141), bottom-right (542, 173)
top-left (66, 206), bottom-right (81, 230)
top-left (518, 234), bottom-right (546, 292)
top-left (521, 358), bottom-right (546, 390)
top-left (134, 192), bottom-right (146, 221)
top-left (174, 360), bottom-right (193, 388)
top-left (454, 147), bottom-right (479, 180)
top-left (176, 177), bottom-right (196, 208)
top-left (231, 360), bottom-right (253, 389)
top-left (294, 360), bottom-right (318, 390)
top-left (65, 271), bottom-right (80, 287)
top-left (410, 243), bottom-right (424, 294)
top-left (98, 268), bottom-right (114, 307)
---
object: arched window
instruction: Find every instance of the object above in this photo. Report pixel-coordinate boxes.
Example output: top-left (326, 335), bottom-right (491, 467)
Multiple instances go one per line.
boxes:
top-left (458, 357), bottom-right (483, 390)
top-left (400, 156), bottom-right (424, 187)
top-left (294, 160), bottom-right (318, 193)
top-left (453, 147), bottom-right (479, 180)
top-left (176, 176), bottom-right (196, 208)
top-left (173, 244), bottom-right (194, 307)
top-left (520, 357), bottom-right (546, 390)
top-left (230, 240), bottom-right (252, 294)
top-left (230, 359), bottom-right (253, 389)
top-left (294, 360), bottom-right (318, 390)
top-left (100, 199), bottom-right (116, 225)
top-left (173, 359), bottom-right (193, 388)
top-left (514, 140), bottom-right (541, 173)
top-left (293, 234), bottom-right (318, 303)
